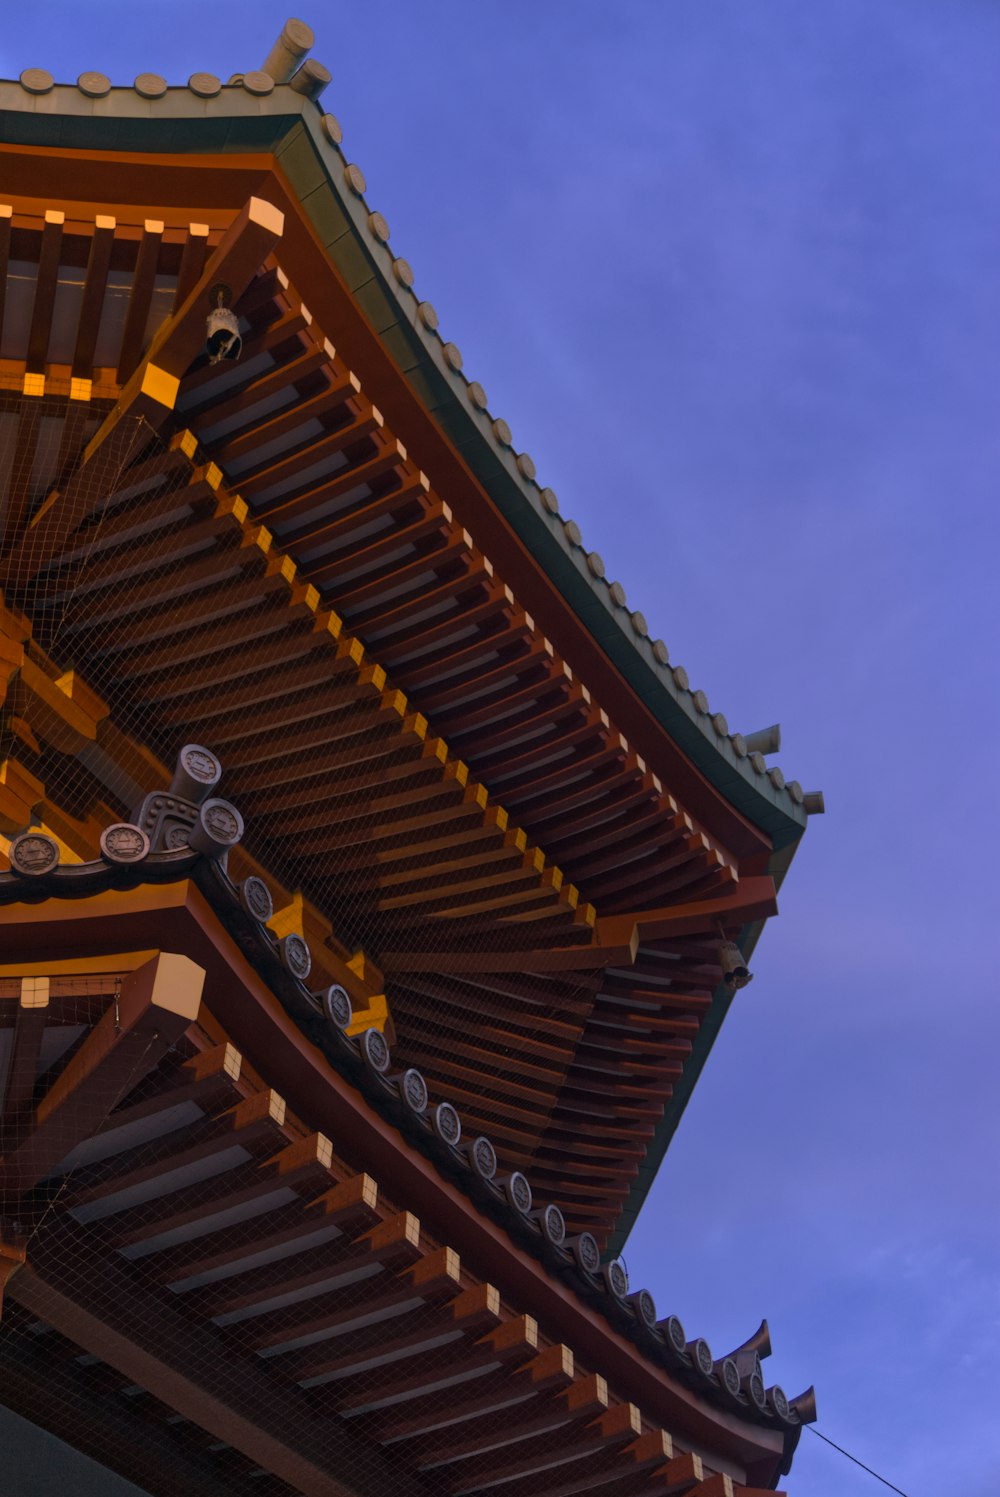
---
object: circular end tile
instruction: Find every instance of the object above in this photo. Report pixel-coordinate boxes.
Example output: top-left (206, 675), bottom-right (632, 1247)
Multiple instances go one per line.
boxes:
top-left (392, 256), bottom-right (414, 288)
top-left (242, 70), bottom-right (275, 96)
top-left (188, 72), bottom-right (222, 98)
top-left (20, 69), bottom-right (54, 95)
top-left (344, 162), bottom-right (367, 195)
top-left (134, 72), bottom-right (167, 98)
top-left (78, 71), bottom-right (111, 98)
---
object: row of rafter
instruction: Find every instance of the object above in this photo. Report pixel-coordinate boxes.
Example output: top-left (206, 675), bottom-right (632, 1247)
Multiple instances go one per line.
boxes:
top-left (0, 201), bottom-right (219, 397)
top-left (3, 522), bottom-right (774, 1233)
top-left (0, 968), bottom-right (769, 1497)
top-left (163, 255), bottom-right (738, 912)
top-left (1, 209), bottom-right (745, 940)
top-left (1, 200), bottom-right (774, 1237)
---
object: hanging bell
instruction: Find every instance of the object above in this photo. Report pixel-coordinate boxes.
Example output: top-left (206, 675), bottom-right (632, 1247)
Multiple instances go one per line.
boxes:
top-left (719, 940), bottom-right (752, 990)
top-left (205, 286), bottom-right (243, 364)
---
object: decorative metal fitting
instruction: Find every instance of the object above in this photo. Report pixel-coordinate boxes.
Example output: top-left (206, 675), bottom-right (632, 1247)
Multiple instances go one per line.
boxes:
top-left (278, 932), bottom-right (311, 982)
top-left (359, 1026), bottom-right (391, 1074)
top-left (8, 832), bottom-right (60, 878)
top-left (744, 724), bottom-right (781, 756)
top-left (189, 799), bottom-right (244, 860)
top-left (398, 1067), bottom-right (428, 1115)
top-left (716, 1356), bottom-right (742, 1399)
top-left (719, 939), bottom-right (752, 990)
top-left (568, 1232), bottom-right (601, 1276)
top-left (100, 823), bottom-right (150, 866)
top-left (465, 1135), bottom-right (497, 1181)
top-left (431, 1101), bottom-right (462, 1146)
top-left (205, 288), bottom-right (242, 365)
top-left (501, 1171), bottom-right (533, 1215)
top-left (318, 984), bottom-right (353, 1031)
top-left (239, 876), bottom-right (273, 923)
top-left (659, 1314), bottom-right (687, 1357)
top-left (628, 1288), bottom-right (658, 1329)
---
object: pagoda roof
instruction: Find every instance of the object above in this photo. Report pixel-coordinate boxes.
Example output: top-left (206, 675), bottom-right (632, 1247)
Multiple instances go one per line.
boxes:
top-left (0, 68), bottom-right (812, 849)
top-left (0, 44), bottom-right (822, 1250)
top-left (0, 799), bottom-right (815, 1491)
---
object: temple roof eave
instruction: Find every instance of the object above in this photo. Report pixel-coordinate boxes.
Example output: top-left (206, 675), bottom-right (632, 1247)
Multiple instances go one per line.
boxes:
top-left (0, 855), bottom-right (809, 1486)
top-left (0, 76), bottom-right (810, 853)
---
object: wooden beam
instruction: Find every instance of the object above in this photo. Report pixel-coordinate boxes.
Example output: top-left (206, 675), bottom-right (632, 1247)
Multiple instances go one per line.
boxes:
top-left (283, 471), bottom-right (431, 560)
top-left (211, 365), bottom-right (360, 465)
top-left (5, 410), bottom-right (148, 568)
top-left (448, 1401), bottom-right (644, 1495)
top-left (183, 325), bottom-right (321, 424)
top-left (16, 196), bottom-right (284, 579)
top-left (373, 1341), bottom-right (575, 1444)
top-left (493, 1428), bottom-right (686, 1497)
top-left (193, 1201), bottom-right (416, 1313)
top-left (0, 202), bottom-right (11, 353)
top-left (53, 539), bottom-right (269, 631)
top-left (63, 1088), bottom-right (290, 1219)
top-left (6, 1216), bottom-right (424, 1497)
top-left (112, 1129), bottom-right (334, 1258)
top-left (173, 221), bottom-right (211, 312)
top-left (306, 504), bottom-right (450, 592)
top-left (78, 572), bottom-right (310, 655)
top-left (412, 1370), bottom-right (607, 1475)
top-left (374, 580), bottom-right (513, 668)
top-left (258, 1244), bottom-right (466, 1363)
top-left (116, 219), bottom-right (165, 382)
top-left (72, 215), bottom-right (116, 377)
top-left (55, 1039), bottom-right (246, 1174)
top-left (335, 1312), bottom-right (539, 1413)
top-left (377, 937), bottom-right (619, 978)
top-left (597, 878), bottom-right (778, 948)
top-left (0, 1325), bottom-right (257, 1497)
top-left (131, 196), bottom-right (284, 388)
top-left (1, 976), bottom-right (50, 1119)
top-left (288, 1275), bottom-right (491, 1389)
top-left (26, 209), bottom-right (64, 373)
top-left (156, 1174), bottom-right (386, 1293)
top-left (113, 614), bottom-right (333, 692)
top-left (2, 398), bottom-right (44, 545)
top-left (155, 643), bottom-right (369, 727)
top-left (40, 507), bottom-right (246, 605)
top-left (242, 411), bottom-right (388, 503)
top-left (0, 952), bottom-right (203, 1197)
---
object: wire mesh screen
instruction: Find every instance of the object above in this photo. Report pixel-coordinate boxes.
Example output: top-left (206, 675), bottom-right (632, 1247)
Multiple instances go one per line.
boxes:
top-left (0, 390), bottom-right (726, 1497)
top-left (0, 391), bottom-right (624, 1235)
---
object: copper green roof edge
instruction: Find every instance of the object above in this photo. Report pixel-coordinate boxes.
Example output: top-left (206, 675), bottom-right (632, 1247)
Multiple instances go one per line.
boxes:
top-left (0, 78), bottom-right (809, 852)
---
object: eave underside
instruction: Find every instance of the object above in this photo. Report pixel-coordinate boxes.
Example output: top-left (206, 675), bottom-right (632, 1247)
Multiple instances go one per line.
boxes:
top-left (0, 884), bottom-right (799, 1495)
top-left (0, 143), bottom-right (805, 1244)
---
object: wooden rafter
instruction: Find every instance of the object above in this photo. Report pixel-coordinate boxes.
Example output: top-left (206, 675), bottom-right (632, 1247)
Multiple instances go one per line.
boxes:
top-left (26, 209), bottom-right (65, 374)
top-left (0, 879), bottom-right (794, 1486)
top-left (116, 218), bottom-right (165, 383)
top-left (12, 196), bottom-right (284, 576)
top-left (6, 1219), bottom-right (421, 1497)
top-left (0, 952), bottom-right (203, 1197)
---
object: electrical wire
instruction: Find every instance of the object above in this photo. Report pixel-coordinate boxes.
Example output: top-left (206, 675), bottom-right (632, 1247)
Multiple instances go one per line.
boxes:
top-left (806, 1424), bottom-right (912, 1496)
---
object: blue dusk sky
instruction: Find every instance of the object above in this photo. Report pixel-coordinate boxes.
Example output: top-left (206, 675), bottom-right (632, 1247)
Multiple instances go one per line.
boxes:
top-left (2, 4), bottom-right (998, 1494)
